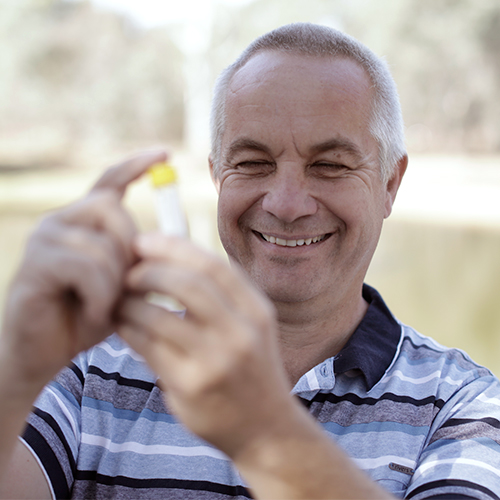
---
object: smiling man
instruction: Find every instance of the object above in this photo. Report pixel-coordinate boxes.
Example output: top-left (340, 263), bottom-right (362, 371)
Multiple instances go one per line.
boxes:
top-left (213, 51), bottom-right (400, 382)
top-left (1, 23), bottom-right (500, 500)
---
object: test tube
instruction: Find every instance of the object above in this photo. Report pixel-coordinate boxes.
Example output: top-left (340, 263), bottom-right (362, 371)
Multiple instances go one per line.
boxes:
top-left (149, 162), bottom-right (188, 237)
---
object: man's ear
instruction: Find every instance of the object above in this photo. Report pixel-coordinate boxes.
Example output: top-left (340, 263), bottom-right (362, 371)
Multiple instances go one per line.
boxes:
top-left (209, 155), bottom-right (220, 194)
top-left (384, 154), bottom-right (408, 218)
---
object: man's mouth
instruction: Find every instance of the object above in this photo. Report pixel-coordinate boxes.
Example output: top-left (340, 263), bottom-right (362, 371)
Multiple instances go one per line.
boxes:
top-left (256, 232), bottom-right (329, 247)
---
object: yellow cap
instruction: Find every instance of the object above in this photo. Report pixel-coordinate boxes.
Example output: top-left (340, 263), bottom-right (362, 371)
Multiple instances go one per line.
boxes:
top-left (149, 163), bottom-right (177, 187)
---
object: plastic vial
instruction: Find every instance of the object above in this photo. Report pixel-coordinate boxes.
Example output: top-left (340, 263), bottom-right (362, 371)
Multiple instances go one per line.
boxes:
top-left (148, 162), bottom-right (188, 312)
top-left (149, 162), bottom-right (188, 238)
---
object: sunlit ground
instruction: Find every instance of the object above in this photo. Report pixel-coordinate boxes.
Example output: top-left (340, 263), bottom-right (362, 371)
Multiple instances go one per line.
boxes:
top-left (1, 153), bottom-right (500, 376)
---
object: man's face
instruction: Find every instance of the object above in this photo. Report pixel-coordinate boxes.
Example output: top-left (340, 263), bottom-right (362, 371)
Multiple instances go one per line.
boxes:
top-left (213, 51), bottom-right (400, 306)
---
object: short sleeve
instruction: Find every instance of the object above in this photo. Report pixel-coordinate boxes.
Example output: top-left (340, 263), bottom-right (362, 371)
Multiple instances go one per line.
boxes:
top-left (23, 354), bottom-right (88, 499)
top-left (406, 374), bottom-right (500, 500)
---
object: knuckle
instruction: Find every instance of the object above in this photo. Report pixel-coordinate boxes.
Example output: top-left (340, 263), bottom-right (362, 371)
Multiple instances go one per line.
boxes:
top-left (126, 263), bottom-right (156, 292)
top-left (233, 335), bottom-right (257, 364)
top-left (87, 189), bottom-right (119, 212)
top-left (73, 253), bottom-right (105, 278)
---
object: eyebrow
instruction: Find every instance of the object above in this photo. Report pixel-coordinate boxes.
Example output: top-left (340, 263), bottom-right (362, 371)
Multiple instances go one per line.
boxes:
top-left (226, 138), bottom-right (272, 163)
top-left (226, 136), bottom-right (365, 162)
top-left (309, 137), bottom-right (364, 160)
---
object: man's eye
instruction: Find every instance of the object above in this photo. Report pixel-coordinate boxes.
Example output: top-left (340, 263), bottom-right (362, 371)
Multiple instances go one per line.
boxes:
top-left (236, 161), bottom-right (273, 170)
top-left (311, 162), bottom-right (348, 173)
top-left (313, 162), bottom-right (346, 168)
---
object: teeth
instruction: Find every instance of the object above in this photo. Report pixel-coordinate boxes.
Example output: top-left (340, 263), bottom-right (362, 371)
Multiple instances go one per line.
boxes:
top-left (261, 233), bottom-right (326, 247)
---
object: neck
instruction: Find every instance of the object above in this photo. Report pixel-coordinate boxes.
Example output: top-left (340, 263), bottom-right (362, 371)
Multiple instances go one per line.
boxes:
top-left (274, 287), bottom-right (368, 386)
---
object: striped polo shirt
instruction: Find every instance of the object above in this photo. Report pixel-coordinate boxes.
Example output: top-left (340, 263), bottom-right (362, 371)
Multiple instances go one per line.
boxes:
top-left (23, 285), bottom-right (500, 499)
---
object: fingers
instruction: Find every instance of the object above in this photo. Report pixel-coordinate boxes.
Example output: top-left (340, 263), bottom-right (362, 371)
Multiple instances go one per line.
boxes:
top-left (56, 191), bottom-right (138, 267)
top-left (91, 149), bottom-right (167, 198)
top-left (132, 234), bottom-right (275, 325)
top-left (117, 295), bottom-right (200, 389)
top-left (65, 149), bottom-right (168, 266)
top-left (117, 322), bottom-right (183, 387)
top-left (125, 262), bottom-right (236, 327)
top-left (27, 150), bottom-right (170, 332)
top-left (118, 294), bottom-right (198, 354)
top-left (1, 150), bottom-right (174, 391)
top-left (23, 219), bottom-right (125, 333)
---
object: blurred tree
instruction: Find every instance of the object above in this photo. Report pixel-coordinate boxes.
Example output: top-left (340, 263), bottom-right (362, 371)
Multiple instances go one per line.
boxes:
top-left (341, 0), bottom-right (500, 154)
top-left (1, 0), bottom-right (500, 167)
top-left (206, 0), bottom-right (500, 157)
top-left (0, 0), bottom-right (184, 169)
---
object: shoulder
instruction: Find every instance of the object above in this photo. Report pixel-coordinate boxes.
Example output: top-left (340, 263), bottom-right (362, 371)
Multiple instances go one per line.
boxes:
top-left (379, 322), bottom-right (499, 408)
top-left (396, 326), bottom-right (500, 500)
top-left (397, 323), bottom-right (493, 379)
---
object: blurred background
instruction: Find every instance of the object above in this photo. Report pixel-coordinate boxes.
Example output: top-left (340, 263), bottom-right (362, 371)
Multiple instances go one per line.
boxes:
top-left (1, 0), bottom-right (500, 375)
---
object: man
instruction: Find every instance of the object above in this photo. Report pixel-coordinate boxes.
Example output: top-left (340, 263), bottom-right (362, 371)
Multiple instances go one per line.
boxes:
top-left (0, 23), bottom-right (499, 499)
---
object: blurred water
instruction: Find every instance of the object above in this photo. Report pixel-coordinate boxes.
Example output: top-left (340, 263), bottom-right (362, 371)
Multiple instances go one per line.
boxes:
top-left (368, 155), bottom-right (500, 376)
top-left (368, 219), bottom-right (500, 376)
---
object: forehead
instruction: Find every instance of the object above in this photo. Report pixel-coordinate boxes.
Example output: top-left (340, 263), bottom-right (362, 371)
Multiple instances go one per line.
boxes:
top-left (225, 51), bottom-right (374, 139)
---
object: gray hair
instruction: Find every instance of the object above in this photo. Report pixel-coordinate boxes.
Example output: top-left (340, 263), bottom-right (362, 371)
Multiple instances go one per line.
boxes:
top-left (210, 23), bottom-right (406, 183)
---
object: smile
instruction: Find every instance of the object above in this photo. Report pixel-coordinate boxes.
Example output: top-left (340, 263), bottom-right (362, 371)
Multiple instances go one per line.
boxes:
top-left (258, 232), bottom-right (329, 247)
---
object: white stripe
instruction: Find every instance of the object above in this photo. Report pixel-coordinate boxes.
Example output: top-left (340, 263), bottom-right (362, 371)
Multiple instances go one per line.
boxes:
top-left (47, 387), bottom-right (79, 439)
top-left (383, 369), bottom-right (463, 386)
top-left (477, 392), bottom-right (500, 407)
top-left (305, 368), bottom-right (320, 391)
top-left (353, 455), bottom-right (416, 470)
top-left (81, 433), bottom-right (230, 461)
top-left (412, 458), bottom-right (500, 482)
top-left (97, 341), bottom-right (145, 362)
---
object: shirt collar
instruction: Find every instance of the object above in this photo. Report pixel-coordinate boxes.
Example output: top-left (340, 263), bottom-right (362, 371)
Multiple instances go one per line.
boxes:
top-left (333, 284), bottom-right (401, 390)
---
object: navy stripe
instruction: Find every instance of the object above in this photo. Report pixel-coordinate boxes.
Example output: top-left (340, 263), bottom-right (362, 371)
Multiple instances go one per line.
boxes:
top-left (296, 396), bottom-right (313, 409)
top-left (88, 365), bottom-right (156, 392)
top-left (407, 480), bottom-right (500, 500)
top-left (401, 335), bottom-right (445, 355)
top-left (313, 391), bottom-right (446, 409)
top-left (75, 471), bottom-right (253, 498)
top-left (33, 408), bottom-right (77, 474)
top-left (423, 495), bottom-right (478, 500)
top-left (23, 424), bottom-right (71, 500)
top-left (69, 362), bottom-right (84, 386)
top-left (441, 417), bottom-right (500, 430)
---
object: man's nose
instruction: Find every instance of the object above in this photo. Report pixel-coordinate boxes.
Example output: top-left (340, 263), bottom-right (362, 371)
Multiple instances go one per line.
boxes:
top-left (261, 170), bottom-right (318, 223)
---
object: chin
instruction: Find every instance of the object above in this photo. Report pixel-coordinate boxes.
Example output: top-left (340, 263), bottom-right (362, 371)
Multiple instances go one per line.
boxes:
top-left (250, 273), bottom-right (320, 304)
top-left (266, 290), bottom-right (314, 304)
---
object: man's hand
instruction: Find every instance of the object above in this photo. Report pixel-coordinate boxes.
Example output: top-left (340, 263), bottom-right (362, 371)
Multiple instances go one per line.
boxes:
top-left (0, 150), bottom-right (166, 398)
top-left (117, 233), bottom-right (299, 458)
top-left (0, 150), bottom-right (168, 494)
